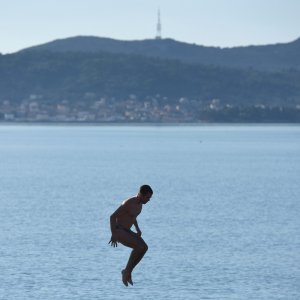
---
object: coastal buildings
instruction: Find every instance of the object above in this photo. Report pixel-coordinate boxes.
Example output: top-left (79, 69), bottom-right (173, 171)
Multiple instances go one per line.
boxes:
top-left (1, 95), bottom-right (299, 123)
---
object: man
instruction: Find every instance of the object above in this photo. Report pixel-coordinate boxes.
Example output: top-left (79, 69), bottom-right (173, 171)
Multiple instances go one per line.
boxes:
top-left (109, 185), bottom-right (153, 286)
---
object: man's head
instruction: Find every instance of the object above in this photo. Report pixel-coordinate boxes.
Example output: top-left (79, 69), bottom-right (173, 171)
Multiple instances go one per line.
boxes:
top-left (138, 184), bottom-right (153, 204)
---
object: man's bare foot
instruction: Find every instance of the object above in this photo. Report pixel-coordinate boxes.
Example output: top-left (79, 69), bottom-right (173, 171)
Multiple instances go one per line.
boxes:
top-left (121, 269), bottom-right (131, 286)
top-left (121, 270), bottom-right (128, 286)
top-left (127, 273), bottom-right (133, 286)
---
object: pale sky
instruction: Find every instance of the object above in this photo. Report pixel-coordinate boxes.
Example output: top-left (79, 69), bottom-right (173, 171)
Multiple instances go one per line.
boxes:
top-left (1, 0), bottom-right (300, 54)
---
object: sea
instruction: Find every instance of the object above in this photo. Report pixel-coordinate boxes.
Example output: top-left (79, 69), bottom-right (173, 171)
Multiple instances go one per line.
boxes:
top-left (0, 124), bottom-right (299, 300)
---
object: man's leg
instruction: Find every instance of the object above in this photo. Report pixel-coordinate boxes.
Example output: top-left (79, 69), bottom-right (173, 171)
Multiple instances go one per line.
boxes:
top-left (125, 239), bottom-right (148, 273)
top-left (115, 229), bottom-right (148, 285)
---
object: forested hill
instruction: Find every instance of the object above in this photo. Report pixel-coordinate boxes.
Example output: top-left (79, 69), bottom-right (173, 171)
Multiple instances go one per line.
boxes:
top-left (19, 36), bottom-right (300, 71)
top-left (2, 36), bottom-right (300, 122)
top-left (1, 50), bottom-right (300, 106)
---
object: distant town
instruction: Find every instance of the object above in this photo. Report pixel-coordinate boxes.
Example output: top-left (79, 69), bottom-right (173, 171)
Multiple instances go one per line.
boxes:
top-left (0, 94), bottom-right (202, 123)
top-left (1, 94), bottom-right (299, 123)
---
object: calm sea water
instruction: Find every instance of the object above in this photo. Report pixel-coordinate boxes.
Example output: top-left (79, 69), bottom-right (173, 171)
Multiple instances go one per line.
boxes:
top-left (0, 125), bottom-right (299, 300)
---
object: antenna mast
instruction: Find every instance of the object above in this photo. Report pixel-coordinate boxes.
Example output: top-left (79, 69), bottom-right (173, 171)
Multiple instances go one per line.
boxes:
top-left (156, 9), bottom-right (162, 39)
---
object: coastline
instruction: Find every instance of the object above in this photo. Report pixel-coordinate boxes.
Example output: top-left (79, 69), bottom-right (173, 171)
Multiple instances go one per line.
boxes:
top-left (0, 121), bottom-right (300, 127)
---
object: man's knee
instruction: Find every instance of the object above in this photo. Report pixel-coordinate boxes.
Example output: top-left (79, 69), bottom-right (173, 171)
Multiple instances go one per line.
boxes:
top-left (136, 242), bottom-right (148, 253)
top-left (143, 243), bottom-right (148, 253)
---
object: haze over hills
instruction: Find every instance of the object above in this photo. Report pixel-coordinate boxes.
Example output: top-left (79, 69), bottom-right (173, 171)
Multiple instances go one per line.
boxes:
top-left (1, 36), bottom-right (300, 122)
top-left (20, 36), bottom-right (300, 71)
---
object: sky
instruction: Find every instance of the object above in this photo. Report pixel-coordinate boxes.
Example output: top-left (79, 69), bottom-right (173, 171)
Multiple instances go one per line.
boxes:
top-left (1, 0), bottom-right (300, 54)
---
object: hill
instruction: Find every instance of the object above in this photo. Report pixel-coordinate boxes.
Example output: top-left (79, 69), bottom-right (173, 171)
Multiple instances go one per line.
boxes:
top-left (20, 36), bottom-right (300, 71)
top-left (1, 39), bottom-right (300, 122)
top-left (1, 50), bottom-right (300, 106)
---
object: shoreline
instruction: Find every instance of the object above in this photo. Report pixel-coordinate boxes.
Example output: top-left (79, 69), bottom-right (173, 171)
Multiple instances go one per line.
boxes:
top-left (0, 121), bottom-right (300, 127)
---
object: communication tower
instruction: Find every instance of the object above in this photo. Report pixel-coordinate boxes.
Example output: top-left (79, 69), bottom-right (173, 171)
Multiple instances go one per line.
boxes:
top-left (156, 9), bottom-right (162, 39)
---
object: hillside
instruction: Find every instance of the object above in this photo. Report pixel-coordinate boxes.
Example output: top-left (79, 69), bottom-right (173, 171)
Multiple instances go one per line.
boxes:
top-left (20, 36), bottom-right (300, 71)
top-left (1, 50), bottom-right (300, 106)
top-left (1, 41), bottom-right (300, 122)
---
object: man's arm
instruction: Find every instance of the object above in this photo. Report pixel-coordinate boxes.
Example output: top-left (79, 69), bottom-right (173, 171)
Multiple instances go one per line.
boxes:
top-left (133, 220), bottom-right (142, 237)
top-left (109, 204), bottom-right (127, 247)
top-left (110, 204), bottom-right (127, 231)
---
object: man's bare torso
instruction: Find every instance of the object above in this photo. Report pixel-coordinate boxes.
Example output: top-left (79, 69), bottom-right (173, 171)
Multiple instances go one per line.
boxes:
top-left (116, 197), bottom-right (143, 229)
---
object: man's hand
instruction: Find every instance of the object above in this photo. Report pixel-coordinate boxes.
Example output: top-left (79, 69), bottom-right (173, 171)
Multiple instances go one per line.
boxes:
top-left (134, 220), bottom-right (142, 237)
top-left (108, 235), bottom-right (118, 247)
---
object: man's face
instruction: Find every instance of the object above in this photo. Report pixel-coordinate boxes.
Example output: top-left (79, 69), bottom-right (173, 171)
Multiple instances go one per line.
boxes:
top-left (141, 192), bottom-right (152, 204)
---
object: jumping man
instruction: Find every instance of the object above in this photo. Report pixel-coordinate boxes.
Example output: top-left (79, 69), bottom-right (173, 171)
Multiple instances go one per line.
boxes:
top-left (109, 185), bottom-right (153, 286)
